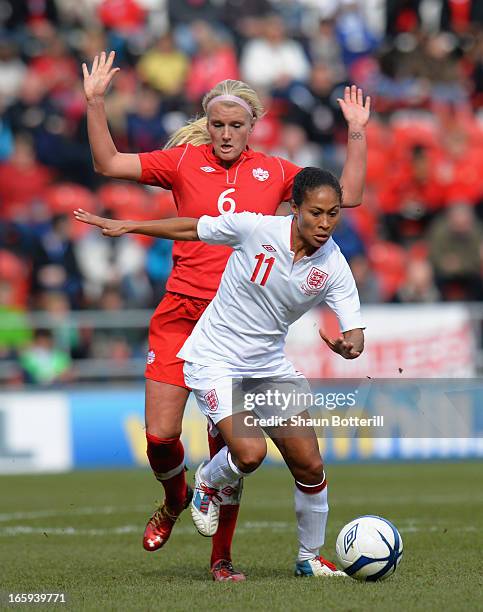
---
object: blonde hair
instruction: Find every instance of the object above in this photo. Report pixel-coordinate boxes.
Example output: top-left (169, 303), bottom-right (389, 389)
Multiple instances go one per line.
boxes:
top-left (164, 80), bottom-right (264, 149)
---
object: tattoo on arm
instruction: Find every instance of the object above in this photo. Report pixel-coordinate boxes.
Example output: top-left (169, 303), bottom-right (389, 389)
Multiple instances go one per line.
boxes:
top-left (350, 131), bottom-right (363, 140)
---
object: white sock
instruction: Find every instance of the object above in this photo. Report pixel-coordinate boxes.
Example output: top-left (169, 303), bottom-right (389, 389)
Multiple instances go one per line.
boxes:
top-left (200, 447), bottom-right (246, 489)
top-left (295, 484), bottom-right (329, 562)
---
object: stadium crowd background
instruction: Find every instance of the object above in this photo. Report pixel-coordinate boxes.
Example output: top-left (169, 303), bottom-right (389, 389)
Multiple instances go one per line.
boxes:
top-left (0, 0), bottom-right (482, 386)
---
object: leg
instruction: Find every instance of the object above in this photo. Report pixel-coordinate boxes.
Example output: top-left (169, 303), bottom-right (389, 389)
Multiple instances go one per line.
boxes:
top-left (270, 424), bottom-right (324, 486)
top-left (191, 412), bottom-right (267, 537)
top-left (145, 379), bottom-right (190, 508)
top-left (207, 421), bottom-right (242, 570)
top-left (185, 368), bottom-right (266, 580)
top-left (143, 380), bottom-right (192, 551)
top-left (203, 414), bottom-right (267, 482)
top-left (270, 422), bottom-right (345, 577)
top-left (271, 427), bottom-right (327, 558)
top-left (143, 292), bottom-right (209, 552)
top-left (203, 417), bottom-right (264, 582)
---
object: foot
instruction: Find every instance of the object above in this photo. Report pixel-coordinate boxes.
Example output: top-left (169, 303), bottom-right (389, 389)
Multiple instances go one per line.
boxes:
top-left (191, 461), bottom-right (222, 537)
top-left (211, 559), bottom-right (246, 582)
top-left (142, 485), bottom-right (193, 551)
top-left (295, 556), bottom-right (347, 577)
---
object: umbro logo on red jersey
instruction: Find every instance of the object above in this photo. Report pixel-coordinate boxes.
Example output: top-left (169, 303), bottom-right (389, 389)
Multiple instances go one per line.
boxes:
top-left (262, 244), bottom-right (277, 252)
top-left (200, 166), bottom-right (216, 173)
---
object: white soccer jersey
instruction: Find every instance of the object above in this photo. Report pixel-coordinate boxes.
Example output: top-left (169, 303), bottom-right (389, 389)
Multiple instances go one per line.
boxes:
top-left (177, 212), bottom-right (363, 374)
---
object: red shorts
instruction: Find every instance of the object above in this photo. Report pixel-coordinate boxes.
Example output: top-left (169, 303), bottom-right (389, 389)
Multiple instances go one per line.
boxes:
top-left (145, 292), bottom-right (212, 388)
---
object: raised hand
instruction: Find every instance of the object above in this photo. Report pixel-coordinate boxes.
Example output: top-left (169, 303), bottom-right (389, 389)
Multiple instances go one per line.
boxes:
top-left (319, 328), bottom-right (361, 360)
top-left (337, 85), bottom-right (371, 128)
top-left (82, 51), bottom-right (120, 103)
top-left (73, 208), bottom-right (130, 237)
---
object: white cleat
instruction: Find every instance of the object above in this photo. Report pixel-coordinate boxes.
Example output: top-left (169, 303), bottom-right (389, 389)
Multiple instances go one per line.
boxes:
top-left (191, 462), bottom-right (222, 537)
top-left (295, 556), bottom-right (348, 577)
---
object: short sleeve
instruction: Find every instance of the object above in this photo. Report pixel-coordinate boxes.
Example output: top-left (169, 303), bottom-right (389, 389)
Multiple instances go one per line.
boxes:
top-left (138, 145), bottom-right (188, 189)
top-left (197, 212), bottom-right (262, 248)
top-left (323, 254), bottom-right (364, 332)
top-left (277, 157), bottom-right (302, 202)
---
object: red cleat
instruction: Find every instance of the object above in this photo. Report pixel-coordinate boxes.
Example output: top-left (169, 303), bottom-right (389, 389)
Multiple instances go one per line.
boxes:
top-left (211, 559), bottom-right (246, 582)
top-left (143, 485), bottom-right (193, 552)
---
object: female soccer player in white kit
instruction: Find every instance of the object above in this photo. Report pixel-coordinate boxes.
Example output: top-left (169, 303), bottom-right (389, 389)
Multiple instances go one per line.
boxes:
top-left (74, 167), bottom-right (364, 577)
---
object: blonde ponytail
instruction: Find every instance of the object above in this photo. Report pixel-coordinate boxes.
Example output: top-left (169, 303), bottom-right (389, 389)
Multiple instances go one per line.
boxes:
top-left (164, 79), bottom-right (264, 150)
top-left (164, 117), bottom-right (211, 149)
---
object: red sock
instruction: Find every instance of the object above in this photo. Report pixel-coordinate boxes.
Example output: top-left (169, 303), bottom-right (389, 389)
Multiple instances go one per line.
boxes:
top-left (211, 505), bottom-right (239, 566)
top-left (208, 425), bottom-right (240, 567)
top-left (207, 425), bottom-right (226, 462)
top-left (146, 433), bottom-right (187, 509)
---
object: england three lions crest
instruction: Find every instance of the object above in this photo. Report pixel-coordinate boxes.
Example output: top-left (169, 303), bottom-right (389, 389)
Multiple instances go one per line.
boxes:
top-left (204, 389), bottom-right (219, 412)
top-left (301, 266), bottom-right (328, 295)
top-left (252, 167), bottom-right (269, 181)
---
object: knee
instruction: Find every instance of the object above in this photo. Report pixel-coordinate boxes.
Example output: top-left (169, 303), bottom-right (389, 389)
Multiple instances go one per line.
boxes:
top-left (146, 426), bottom-right (182, 439)
top-left (145, 404), bottom-right (183, 439)
top-left (144, 380), bottom-right (187, 438)
top-left (295, 460), bottom-right (325, 486)
top-left (234, 445), bottom-right (267, 474)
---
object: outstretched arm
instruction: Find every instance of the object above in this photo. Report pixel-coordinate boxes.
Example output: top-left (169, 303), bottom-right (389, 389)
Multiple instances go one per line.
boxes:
top-left (338, 85), bottom-right (371, 208)
top-left (319, 327), bottom-right (364, 359)
top-left (83, 51), bottom-right (141, 180)
top-left (73, 209), bottom-right (199, 241)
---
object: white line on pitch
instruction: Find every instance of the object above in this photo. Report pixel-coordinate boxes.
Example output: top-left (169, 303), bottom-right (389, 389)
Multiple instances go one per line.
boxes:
top-left (0, 505), bottom-right (151, 523)
top-left (0, 523), bottom-right (479, 537)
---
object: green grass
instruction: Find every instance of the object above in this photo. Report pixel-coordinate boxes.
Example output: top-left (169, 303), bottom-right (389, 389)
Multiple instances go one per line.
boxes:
top-left (0, 462), bottom-right (482, 611)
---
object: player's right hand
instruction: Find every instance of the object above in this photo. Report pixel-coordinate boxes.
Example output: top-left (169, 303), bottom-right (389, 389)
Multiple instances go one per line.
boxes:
top-left (337, 85), bottom-right (371, 128)
top-left (82, 51), bottom-right (120, 102)
top-left (73, 208), bottom-right (130, 237)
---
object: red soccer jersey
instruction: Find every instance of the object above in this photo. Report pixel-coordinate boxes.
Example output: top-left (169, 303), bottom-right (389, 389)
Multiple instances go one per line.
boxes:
top-left (139, 143), bottom-right (300, 299)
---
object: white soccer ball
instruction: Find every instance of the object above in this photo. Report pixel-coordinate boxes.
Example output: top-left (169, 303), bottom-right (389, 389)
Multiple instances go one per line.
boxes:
top-left (335, 515), bottom-right (403, 581)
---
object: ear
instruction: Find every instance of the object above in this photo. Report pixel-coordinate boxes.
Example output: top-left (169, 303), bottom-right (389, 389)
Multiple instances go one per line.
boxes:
top-left (290, 199), bottom-right (298, 216)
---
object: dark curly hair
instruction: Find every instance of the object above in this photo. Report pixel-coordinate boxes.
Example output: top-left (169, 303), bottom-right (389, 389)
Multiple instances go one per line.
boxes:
top-left (292, 167), bottom-right (343, 207)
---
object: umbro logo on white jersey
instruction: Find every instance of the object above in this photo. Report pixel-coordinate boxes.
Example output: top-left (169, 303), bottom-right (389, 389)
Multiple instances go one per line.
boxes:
top-left (252, 168), bottom-right (270, 181)
top-left (262, 244), bottom-right (277, 252)
top-left (200, 166), bottom-right (216, 173)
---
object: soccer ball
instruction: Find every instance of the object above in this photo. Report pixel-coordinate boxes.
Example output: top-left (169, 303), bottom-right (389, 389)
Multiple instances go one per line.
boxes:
top-left (335, 515), bottom-right (403, 581)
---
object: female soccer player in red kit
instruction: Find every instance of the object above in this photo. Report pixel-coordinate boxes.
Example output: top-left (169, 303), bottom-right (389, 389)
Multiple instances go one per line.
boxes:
top-left (82, 50), bottom-right (370, 581)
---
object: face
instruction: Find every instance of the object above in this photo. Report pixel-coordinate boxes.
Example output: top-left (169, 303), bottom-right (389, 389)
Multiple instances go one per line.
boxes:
top-left (265, 15), bottom-right (285, 43)
top-left (291, 185), bottom-right (341, 249)
top-left (207, 103), bottom-right (253, 166)
top-left (310, 63), bottom-right (333, 93)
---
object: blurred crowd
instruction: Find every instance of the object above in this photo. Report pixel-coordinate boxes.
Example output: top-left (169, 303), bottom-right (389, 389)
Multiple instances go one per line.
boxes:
top-left (1, 0), bottom-right (483, 385)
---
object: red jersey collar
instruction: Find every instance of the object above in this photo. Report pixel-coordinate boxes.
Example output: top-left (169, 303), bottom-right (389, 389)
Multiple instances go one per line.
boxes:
top-left (203, 143), bottom-right (255, 166)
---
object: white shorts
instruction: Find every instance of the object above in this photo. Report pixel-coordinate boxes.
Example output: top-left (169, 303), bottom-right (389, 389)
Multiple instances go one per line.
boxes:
top-left (184, 361), bottom-right (310, 426)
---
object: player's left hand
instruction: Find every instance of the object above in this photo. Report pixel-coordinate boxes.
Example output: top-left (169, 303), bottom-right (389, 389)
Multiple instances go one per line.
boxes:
top-left (73, 208), bottom-right (131, 237)
top-left (319, 329), bottom-right (361, 360)
top-left (337, 85), bottom-right (371, 128)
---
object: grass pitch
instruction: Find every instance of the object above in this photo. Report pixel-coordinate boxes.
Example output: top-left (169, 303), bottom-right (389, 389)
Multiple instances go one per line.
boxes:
top-left (1, 462), bottom-right (481, 611)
